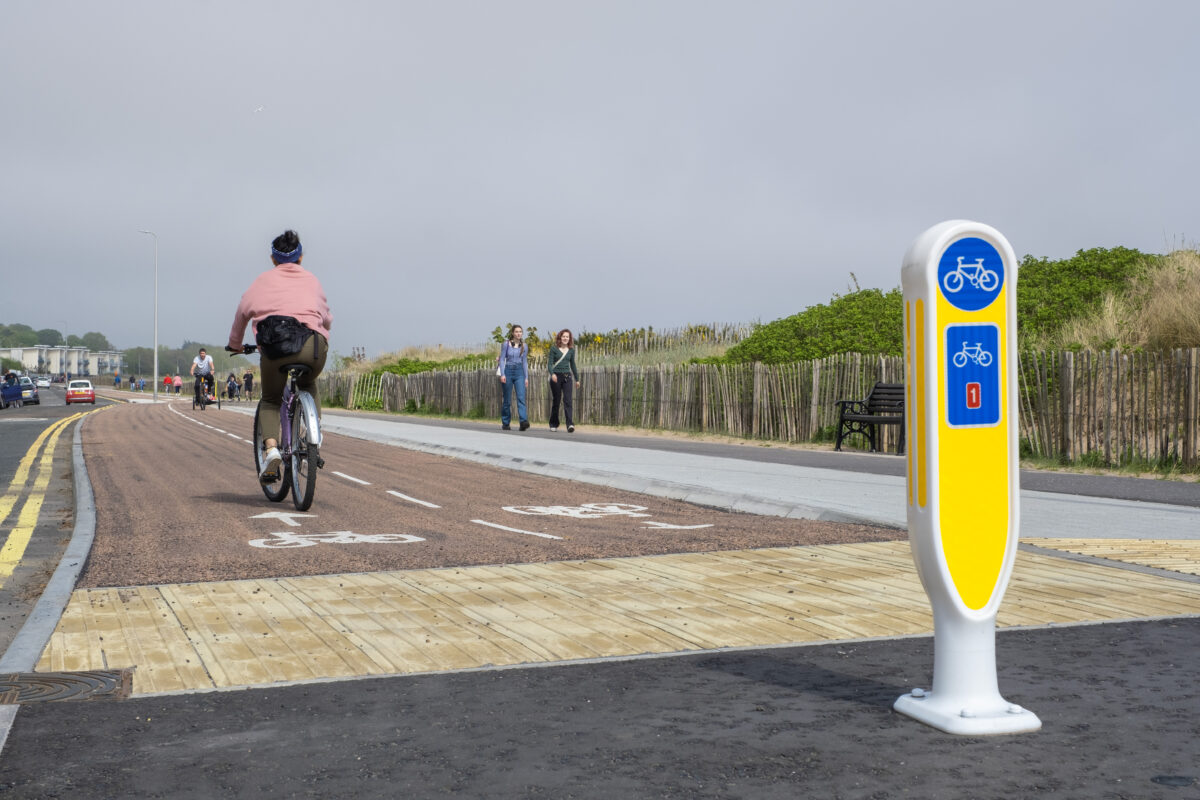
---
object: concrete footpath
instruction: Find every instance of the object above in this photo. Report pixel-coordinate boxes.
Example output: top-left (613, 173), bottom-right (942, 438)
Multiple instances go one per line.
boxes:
top-left (2, 407), bottom-right (1200, 798)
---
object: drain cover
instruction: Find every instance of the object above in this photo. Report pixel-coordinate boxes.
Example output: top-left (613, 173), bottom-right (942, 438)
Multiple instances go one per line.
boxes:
top-left (0, 670), bottom-right (134, 704)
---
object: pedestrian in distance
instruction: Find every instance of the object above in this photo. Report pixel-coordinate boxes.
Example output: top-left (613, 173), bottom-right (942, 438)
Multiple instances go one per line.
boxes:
top-left (548, 328), bottom-right (580, 433)
top-left (163, 374), bottom-right (172, 393)
top-left (243, 368), bottom-right (254, 402)
top-left (496, 324), bottom-right (530, 431)
top-left (173, 374), bottom-right (183, 395)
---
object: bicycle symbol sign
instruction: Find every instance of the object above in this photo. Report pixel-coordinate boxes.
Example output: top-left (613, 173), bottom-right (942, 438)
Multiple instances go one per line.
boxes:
top-left (938, 237), bottom-right (1003, 311)
top-left (952, 341), bottom-right (993, 368)
top-left (944, 323), bottom-right (1000, 428)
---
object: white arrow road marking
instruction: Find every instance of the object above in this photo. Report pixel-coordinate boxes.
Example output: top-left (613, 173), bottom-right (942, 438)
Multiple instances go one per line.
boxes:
top-left (249, 511), bottom-right (318, 528)
top-left (388, 490), bottom-right (440, 509)
top-left (470, 520), bottom-right (562, 540)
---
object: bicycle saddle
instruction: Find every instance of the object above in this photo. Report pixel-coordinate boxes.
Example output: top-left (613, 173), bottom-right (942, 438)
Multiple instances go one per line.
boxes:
top-left (279, 363), bottom-right (314, 377)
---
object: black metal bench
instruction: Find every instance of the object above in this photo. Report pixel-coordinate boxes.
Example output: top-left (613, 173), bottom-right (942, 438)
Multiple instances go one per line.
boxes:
top-left (835, 382), bottom-right (905, 454)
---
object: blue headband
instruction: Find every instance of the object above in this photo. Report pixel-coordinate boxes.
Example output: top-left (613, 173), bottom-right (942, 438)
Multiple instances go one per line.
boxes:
top-left (271, 243), bottom-right (302, 263)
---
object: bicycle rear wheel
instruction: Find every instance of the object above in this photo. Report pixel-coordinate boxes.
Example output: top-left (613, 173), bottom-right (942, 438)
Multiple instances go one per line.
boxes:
top-left (289, 398), bottom-right (317, 511)
top-left (254, 404), bottom-right (290, 503)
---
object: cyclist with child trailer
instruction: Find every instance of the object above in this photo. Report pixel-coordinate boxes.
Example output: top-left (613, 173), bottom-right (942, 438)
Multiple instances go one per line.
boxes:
top-left (227, 230), bottom-right (332, 484)
top-left (189, 348), bottom-right (216, 406)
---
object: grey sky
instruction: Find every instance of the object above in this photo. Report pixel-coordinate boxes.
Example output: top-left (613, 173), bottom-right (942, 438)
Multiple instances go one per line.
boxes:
top-left (2, 1), bottom-right (1197, 358)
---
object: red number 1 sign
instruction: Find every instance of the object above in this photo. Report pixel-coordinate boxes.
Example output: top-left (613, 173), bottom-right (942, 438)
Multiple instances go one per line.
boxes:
top-left (966, 382), bottom-right (981, 409)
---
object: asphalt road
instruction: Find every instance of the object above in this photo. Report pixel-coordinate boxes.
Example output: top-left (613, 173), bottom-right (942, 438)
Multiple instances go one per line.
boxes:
top-left (2, 618), bottom-right (1197, 798)
top-left (0, 386), bottom-right (113, 655)
top-left (75, 401), bottom-right (899, 588)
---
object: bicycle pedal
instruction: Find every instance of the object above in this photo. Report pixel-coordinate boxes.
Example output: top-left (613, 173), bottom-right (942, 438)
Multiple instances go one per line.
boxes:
top-left (316, 457), bottom-right (325, 469)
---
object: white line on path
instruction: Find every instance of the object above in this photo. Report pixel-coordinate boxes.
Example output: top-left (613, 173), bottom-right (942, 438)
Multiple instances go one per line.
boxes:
top-left (470, 519), bottom-right (562, 540)
top-left (387, 490), bottom-right (441, 509)
top-left (333, 471), bottom-right (371, 486)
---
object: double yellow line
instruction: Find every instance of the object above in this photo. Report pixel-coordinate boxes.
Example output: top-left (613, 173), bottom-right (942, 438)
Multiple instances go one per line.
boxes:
top-left (0, 408), bottom-right (107, 586)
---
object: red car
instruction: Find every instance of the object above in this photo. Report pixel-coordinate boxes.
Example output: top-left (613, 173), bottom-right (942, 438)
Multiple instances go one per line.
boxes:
top-left (66, 380), bottom-right (96, 405)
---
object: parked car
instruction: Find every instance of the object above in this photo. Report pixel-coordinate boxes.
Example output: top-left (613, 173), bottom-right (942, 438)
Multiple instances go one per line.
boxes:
top-left (1, 374), bottom-right (22, 408)
top-left (18, 376), bottom-right (39, 405)
top-left (65, 379), bottom-right (96, 405)
top-left (36, 376), bottom-right (51, 388)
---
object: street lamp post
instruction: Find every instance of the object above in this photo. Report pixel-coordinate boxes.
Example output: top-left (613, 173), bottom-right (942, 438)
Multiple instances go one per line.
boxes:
top-left (56, 319), bottom-right (68, 376)
top-left (138, 230), bottom-right (159, 402)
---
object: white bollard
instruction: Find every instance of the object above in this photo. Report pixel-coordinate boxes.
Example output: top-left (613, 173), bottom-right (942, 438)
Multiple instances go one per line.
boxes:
top-left (893, 220), bottom-right (1041, 735)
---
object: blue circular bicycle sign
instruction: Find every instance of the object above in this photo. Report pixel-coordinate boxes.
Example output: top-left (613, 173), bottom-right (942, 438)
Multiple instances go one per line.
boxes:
top-left (937, 237), bottom-right (1004, 311)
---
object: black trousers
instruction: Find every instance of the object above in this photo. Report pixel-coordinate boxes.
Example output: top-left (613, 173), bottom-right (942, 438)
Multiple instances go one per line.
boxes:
top-left (549, 374), bottom-right (574, 428)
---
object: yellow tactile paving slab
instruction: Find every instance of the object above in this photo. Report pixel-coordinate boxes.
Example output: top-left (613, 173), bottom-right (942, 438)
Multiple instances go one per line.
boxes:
top-left (1026, 538), bottom-right (1200, 577)
top-left (37, 541), bottom-right (1200, 695)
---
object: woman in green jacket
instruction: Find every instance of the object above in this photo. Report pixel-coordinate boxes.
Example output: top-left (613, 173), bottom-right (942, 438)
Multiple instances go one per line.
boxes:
top-left (548, 329), bottom-right (580, 432)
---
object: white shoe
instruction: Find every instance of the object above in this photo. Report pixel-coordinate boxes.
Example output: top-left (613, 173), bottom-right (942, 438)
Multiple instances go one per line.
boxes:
top-left (259, 447), bottom-right (282, 483)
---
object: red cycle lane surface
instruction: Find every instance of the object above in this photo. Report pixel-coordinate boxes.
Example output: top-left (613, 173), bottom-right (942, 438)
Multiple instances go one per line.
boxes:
top-left (78, 402), bottom-right (902, 588)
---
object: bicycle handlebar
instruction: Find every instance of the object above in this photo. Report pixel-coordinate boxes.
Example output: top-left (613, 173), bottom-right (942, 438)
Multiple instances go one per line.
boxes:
top-left (226, 344), bottom-right (258, 355)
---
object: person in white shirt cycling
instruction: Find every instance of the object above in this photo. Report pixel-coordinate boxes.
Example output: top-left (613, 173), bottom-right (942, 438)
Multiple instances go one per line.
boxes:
top-left (189, 347), bottom-right (216, 402)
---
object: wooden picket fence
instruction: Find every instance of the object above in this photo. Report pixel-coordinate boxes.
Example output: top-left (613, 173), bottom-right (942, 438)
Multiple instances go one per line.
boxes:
top-left (319, 348), bottom-right (1200, 466)
top-left (1019, 348), bottom-right (1200, 467)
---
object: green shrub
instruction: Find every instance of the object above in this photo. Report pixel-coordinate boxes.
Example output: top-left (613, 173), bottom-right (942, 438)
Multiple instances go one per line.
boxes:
top-left (1017, 247), bottom-right (1155, 346)
top-left (724, 288), bottom-right (903, 363)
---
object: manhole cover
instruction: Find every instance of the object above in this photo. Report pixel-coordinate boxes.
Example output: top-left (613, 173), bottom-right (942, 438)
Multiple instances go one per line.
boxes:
top-left (0, 670), bottom-right (133, 704)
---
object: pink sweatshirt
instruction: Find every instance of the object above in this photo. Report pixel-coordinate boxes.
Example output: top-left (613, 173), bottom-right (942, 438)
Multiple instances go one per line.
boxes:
top-left (227, 263), bottom-right (333, 350)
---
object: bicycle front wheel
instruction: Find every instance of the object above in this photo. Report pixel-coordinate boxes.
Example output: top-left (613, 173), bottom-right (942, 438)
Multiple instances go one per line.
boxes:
top-left (254, 404), bottom-right (290, 503)
top-left (290, 400), bottom-right (317, 511)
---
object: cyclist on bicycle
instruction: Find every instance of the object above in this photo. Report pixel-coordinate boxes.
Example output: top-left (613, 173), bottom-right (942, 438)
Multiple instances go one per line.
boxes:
top-left (227, 230), bottom-right (332, 483)
top-left (190, 348), bottom-right (215, 402)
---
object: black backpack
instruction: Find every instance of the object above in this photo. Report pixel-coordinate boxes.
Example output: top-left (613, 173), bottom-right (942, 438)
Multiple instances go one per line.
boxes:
top-left (255, 315), bottom-right (314, 360)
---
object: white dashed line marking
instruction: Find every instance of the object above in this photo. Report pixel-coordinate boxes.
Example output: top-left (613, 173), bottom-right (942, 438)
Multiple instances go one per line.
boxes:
top-left (333, 472), bottom-right (370, 486)
top-left (387, 490), bottom-right (441, 509)
top-left (470, 519), bottom-right (561, 540)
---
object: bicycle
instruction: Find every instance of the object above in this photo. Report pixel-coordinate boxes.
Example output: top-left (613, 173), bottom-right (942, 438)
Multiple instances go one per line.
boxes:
top-left (228, 344), bottom-right (324, 511)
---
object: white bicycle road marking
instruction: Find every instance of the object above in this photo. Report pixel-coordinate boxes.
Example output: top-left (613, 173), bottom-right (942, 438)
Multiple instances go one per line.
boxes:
top-left (503, 503), bottom-right (652, 519)
top-left (249, 531), bottom-right (426, 548)
top-left (333, 471), bottom-right (371, 485)
top-left (470, 520), bottom-right (562, 540)
top-left (387, 490), bottom-right (441, 509)
top-left (502, 502), bottom-right (711, 529)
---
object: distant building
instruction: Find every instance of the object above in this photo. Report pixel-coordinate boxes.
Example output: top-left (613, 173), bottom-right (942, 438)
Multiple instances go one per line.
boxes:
top-left (0, 345), bottom-right (122, 377)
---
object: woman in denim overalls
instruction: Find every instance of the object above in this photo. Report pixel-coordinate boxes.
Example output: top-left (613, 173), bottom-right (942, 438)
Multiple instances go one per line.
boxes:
top-left (497, 325), bottom-right (529, 430)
